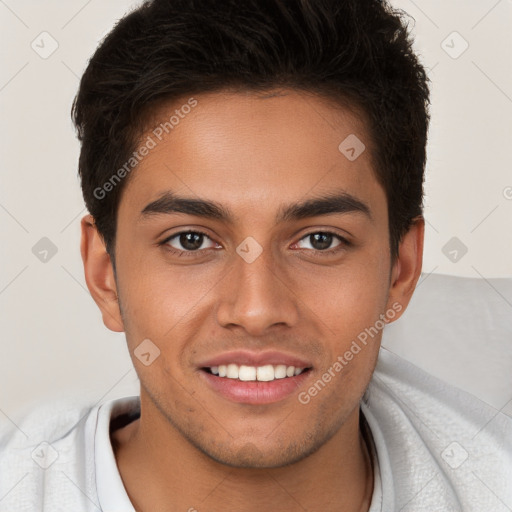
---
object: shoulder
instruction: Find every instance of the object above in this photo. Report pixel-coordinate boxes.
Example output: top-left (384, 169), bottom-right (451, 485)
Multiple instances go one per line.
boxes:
top-left (1, 397), bottom-right (96, 445)
top-left (363, 348), bottom-right (512, 511)
top-left (0, 397), bottom-right (100, 512)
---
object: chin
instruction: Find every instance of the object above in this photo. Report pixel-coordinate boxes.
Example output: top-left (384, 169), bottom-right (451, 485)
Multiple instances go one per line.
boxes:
top-left (197, 436), bottom-right (322, 469)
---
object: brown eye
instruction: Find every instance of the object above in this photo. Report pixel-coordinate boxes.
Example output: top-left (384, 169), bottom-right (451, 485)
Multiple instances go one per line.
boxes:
top-left (162, 230), bottom-right (217, 253)
top-left (297, 232), bottom-right (346, 252)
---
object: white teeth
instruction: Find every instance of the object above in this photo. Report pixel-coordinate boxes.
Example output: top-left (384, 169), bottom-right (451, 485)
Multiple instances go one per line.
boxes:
top-left (274, 365), bottom-right (287, 379)
top-left (208, 364), bottom-right (307, 381)
top-left (238, 365), bottom-right (257, 381)
top-left (226, 363), bottom-right (238, 378)
top-left (256, 365), bottom-right (274, 381)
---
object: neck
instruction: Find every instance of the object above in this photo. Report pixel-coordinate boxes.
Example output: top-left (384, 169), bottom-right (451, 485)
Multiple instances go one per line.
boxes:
top-left (112, 396), bottom-right (373, 512)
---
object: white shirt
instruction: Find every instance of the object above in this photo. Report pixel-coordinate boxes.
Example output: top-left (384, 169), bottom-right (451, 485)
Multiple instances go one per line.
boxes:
top-left (1, 347), bottom-right (511, 511)
top-left (95, 397), bottom-right (138, 512)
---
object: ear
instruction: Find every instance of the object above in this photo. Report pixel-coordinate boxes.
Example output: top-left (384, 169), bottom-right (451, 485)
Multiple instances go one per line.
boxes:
top-left (385, 216), bottom-right (424, 322)
top-left (80, 214), bottom-right (124, 332)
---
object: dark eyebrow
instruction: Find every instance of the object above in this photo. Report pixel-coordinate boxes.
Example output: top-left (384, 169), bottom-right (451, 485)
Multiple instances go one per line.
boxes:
top-left (140, 190), bottom-right (372, 224)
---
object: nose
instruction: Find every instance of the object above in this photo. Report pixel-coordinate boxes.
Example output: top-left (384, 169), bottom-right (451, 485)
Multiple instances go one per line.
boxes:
top-left (215, 244), bottom-right (300, 336)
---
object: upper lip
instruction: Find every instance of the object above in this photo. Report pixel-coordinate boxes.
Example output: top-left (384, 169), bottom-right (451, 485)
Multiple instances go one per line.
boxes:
top-left (198, 350), bottom-right (313, 369)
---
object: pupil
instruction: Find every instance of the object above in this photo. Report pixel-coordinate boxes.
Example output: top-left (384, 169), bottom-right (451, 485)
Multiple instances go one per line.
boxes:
top-left (181, 232), bottom-right (203, 250)
top-left (311, 233), bottom-right (332, 250)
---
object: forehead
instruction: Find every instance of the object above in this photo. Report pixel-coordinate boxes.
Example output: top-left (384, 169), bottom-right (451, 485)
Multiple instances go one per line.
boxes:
top-left (119, 89), bottom-right (385, 220)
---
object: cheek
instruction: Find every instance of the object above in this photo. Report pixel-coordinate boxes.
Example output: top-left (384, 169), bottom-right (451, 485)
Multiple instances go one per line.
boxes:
top-left (293, 254), bottom-right (388, 385)
top-left (295, 257), bottom-right (388, 329)
top-left (115, 258), bottom-right (224, 386)
top-left (117, 250), bottom-right (218, 335)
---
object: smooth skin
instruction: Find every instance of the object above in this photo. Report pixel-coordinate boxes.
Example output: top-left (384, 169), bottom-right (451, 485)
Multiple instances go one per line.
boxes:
top-left (81, 88), bottom-right (424, 512)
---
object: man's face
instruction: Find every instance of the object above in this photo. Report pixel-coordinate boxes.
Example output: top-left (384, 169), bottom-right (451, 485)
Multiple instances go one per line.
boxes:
top-left (96, 89), bottom-right (409, 467)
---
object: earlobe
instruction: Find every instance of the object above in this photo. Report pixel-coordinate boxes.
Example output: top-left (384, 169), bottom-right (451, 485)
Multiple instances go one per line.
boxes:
top-left (80, 214), bottom-right (124, 332)
top-left (385, 216), bottom-right (424, 322)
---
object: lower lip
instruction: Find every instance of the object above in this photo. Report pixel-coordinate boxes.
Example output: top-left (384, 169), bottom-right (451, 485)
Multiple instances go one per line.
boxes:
top-left (199, 369), bottom-right (312, 404)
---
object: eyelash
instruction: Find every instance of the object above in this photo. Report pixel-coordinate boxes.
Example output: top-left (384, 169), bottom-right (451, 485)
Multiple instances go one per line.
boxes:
top-left (159, 230), bottom-right (351, 258)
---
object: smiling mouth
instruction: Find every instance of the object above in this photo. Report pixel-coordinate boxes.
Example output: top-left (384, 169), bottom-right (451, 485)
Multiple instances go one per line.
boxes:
top-left (199, 363), bottom-right (313, 404)
top-left (201, 364), bottom-right (312, 382)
